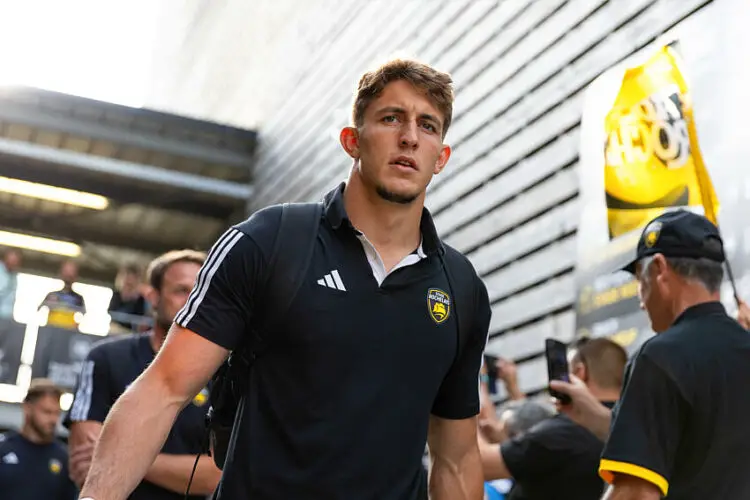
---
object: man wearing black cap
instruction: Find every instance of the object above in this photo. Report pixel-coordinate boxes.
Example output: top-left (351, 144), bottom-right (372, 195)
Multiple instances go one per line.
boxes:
top-left (596, 209), bottom-right (750, 499)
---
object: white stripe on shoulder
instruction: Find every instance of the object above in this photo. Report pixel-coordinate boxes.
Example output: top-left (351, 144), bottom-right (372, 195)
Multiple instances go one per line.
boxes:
top-left (175, 228), bottom-right (239, 324)
top-left (175, 228), bottom-right (244, 325)
top-left (69, 360), bottom-right (94, 421)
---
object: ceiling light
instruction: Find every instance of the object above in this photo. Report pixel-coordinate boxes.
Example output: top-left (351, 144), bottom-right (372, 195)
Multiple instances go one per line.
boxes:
top-left (0, 176), bottom-right (108, 210)
top-left (0, 230), bottom-right (81, 257)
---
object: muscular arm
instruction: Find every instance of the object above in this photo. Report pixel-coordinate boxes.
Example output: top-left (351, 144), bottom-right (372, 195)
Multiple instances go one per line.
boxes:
top-left (144, 454), bottom-right (220, 495)
top-left (601, 475), bottom-right (662, 500)
top-left (79, 326), bottom-right (228, 500)
top-left (71, 420), bottom-right (219, 495)
top-left (427, 415), bottom-right (484, 500)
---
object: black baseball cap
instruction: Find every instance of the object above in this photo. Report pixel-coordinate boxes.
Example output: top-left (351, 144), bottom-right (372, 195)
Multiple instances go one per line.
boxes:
top-left (622, 209), bottom-right (725, 274)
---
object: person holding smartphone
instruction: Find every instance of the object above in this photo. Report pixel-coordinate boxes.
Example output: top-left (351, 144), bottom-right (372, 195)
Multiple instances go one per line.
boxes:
top-left (477, 338), bottom-right (627, 500)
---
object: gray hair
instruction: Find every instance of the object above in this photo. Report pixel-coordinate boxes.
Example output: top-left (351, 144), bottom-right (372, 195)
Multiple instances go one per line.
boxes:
top-left (639, 255), bottom-right (724, 293)
top-left (501, 399), bottom-right (556, 439)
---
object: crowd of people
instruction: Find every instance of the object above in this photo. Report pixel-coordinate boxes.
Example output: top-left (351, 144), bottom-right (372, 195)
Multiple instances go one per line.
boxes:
top-left (0, 57), bottom-right (749, 500)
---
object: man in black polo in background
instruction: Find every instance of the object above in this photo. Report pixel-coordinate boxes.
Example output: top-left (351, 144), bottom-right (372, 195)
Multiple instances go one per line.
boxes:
top-left (0, 378), bottom-right (76, 499)
top-left (65, 250), bottom-right (220, 499)
top-left (78, 58), bottom-right (491, 500)
top-left (599, 209), bottom-right (750, 499)
top-left (478, 338), bottom-right (626, 500)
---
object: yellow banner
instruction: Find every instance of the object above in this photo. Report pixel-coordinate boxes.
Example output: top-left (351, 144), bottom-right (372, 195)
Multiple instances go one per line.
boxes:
top-left (603, 44), bottom-right (719, 238)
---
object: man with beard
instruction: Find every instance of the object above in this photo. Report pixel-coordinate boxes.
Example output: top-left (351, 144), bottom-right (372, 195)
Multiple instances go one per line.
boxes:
top-left (77, 59), bottom-right (491, 500)
top-left (65, 250), bottom-right (221, 499)
top-left (0, 378), bottom-right (76, 499)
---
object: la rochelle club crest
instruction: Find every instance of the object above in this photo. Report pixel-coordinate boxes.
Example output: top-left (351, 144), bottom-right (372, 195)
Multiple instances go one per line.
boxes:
top-left (427, 288), bottom-right (451, 324)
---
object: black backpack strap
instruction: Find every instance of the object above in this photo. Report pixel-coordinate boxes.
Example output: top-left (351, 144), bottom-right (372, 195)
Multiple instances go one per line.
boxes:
top-left (201, 201), bottom-right (323, 477)
top-left (439, 245), bottom-right (477, 360)
top-left (257, 201), bottom-right (324, 341)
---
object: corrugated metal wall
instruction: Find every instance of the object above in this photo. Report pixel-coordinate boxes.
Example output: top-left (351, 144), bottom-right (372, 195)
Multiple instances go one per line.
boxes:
top-left (245, 0), bottom-right (714, 399)
top-left (147, 0), bottom-right (724, 400)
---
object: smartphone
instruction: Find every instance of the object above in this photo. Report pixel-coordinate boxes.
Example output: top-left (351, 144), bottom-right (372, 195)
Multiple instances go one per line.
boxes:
top-left (483, 354), bottom-right (499, 394)
top-left (545, 338), bottom-right (571, 404)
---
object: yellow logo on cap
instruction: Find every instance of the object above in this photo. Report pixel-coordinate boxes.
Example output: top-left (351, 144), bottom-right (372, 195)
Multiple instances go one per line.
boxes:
top-left (427, 288), bottom-right (451, 324)
top-left (644, 221), bottom-right (662, 248)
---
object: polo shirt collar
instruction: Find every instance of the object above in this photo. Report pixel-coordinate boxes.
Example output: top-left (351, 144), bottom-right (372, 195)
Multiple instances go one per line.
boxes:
top-left (673, 300), bottom-right (726, 326)
top-left (323, 182), bottom-right (444, 256)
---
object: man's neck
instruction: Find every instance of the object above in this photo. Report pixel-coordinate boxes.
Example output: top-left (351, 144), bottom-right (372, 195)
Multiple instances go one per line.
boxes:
top-left (344, 171), bottom-right (424, 255)
top-left (20, 425), bottom-right (50, 445)
top-left (148, 326), bottom-right (168, 354)
top-left (589, 385), bottom-right (620, 404)
top-left (669, 287), bottom-right (721, 323)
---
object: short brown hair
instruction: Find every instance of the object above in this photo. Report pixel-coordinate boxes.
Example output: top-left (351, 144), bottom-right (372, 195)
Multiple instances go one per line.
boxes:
top-left (352, 59), bottom-right (454, 138)
top-left (24, 378), bottom-right (62, 403)
top-left (146, 249), bottom-right (206, 292)
top-left (571, 337), bottom-right (628, 390)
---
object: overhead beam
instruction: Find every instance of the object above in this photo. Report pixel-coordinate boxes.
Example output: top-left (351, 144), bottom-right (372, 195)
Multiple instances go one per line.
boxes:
top-left (0, 101), bottom-right (254, 171)
top-left (0, 208), bottom-right (200, 256)
top-left (0, 137), bottom-right (254, 200)
top-left (0, 161), bottom-right (238, 220)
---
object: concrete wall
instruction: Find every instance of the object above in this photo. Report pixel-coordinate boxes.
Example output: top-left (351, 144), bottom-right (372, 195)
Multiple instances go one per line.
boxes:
top-left (145, 0), bottom-right (735, 399)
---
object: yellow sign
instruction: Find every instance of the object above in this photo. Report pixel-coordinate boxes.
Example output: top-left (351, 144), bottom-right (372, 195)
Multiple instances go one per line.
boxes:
top-left (427, 288), bottom-right (451, 324)
top-left (604, 44), bottom-right (719, 238)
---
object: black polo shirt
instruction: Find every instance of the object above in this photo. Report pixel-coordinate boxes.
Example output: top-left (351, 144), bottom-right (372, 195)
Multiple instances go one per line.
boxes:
top-left (64, 333), bottom-right (210, 500)
top-left (0, 430), bottom-right (77, 499)
top-left (174, 183), bottom-right (491, 500)
top-left (500, 403), bottom-right (612, 500)
top-left (600, 301), bottom-right (750, 498)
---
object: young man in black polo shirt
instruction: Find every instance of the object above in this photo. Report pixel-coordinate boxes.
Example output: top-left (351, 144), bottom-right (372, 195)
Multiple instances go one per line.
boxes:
top-left (65, 250), bottom-right (221, 499)
top-left (77, 59), bottom-right (491, 500)
top-left (478, 338), bottom-right (626, 499)
top-left (599, 209), bottom-right (750, 499)
top-left (0, 378), bottom-right (77, 499)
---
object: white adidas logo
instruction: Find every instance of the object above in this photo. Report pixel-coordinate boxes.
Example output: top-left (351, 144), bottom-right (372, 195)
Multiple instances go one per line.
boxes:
top-left (2, 452), bottom-right (18, 464)
top-left (317, 269), bottom-right (346, 291)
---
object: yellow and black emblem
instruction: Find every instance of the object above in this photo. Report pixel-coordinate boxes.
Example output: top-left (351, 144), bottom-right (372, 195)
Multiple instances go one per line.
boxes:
top-left (49, 458), bottom-right (62, 475)
top-left (643, 221), bottom-right (662, 248)
top-left (427, 288), bottom-right (451, 324)
top-left (192, 387), bottom-right (210, 407)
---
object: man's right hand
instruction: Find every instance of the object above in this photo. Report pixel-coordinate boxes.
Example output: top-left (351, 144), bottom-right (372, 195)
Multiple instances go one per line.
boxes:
top-left (549, 374), bottom-right (612, 441)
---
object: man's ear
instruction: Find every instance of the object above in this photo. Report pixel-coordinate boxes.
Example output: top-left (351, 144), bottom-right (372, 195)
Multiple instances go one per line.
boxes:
top-left (434, 144), bottom-right (451, 175)
top-left (340, 127), bottom-right (360, 159)
top-left (572, 361), bottom-right (588, 383)
top-left (143, 286), bottom-right (159, 310)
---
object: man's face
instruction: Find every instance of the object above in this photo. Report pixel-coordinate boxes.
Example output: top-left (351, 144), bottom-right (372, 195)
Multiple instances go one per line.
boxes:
top-left (635, 256), bottom-right (674, 333)
top-left (121, 271), bottom-right (140, 292)
top-left (23, 394), bottom-right (61, 442)
top-left (353, 80), bottom-right (450, 204)
top-left (150, 261), bottom-right (200, 331)
top-left (60, 261), bottom-right (78, 285)
top-left (4, 251), bottom-right (20, 272)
